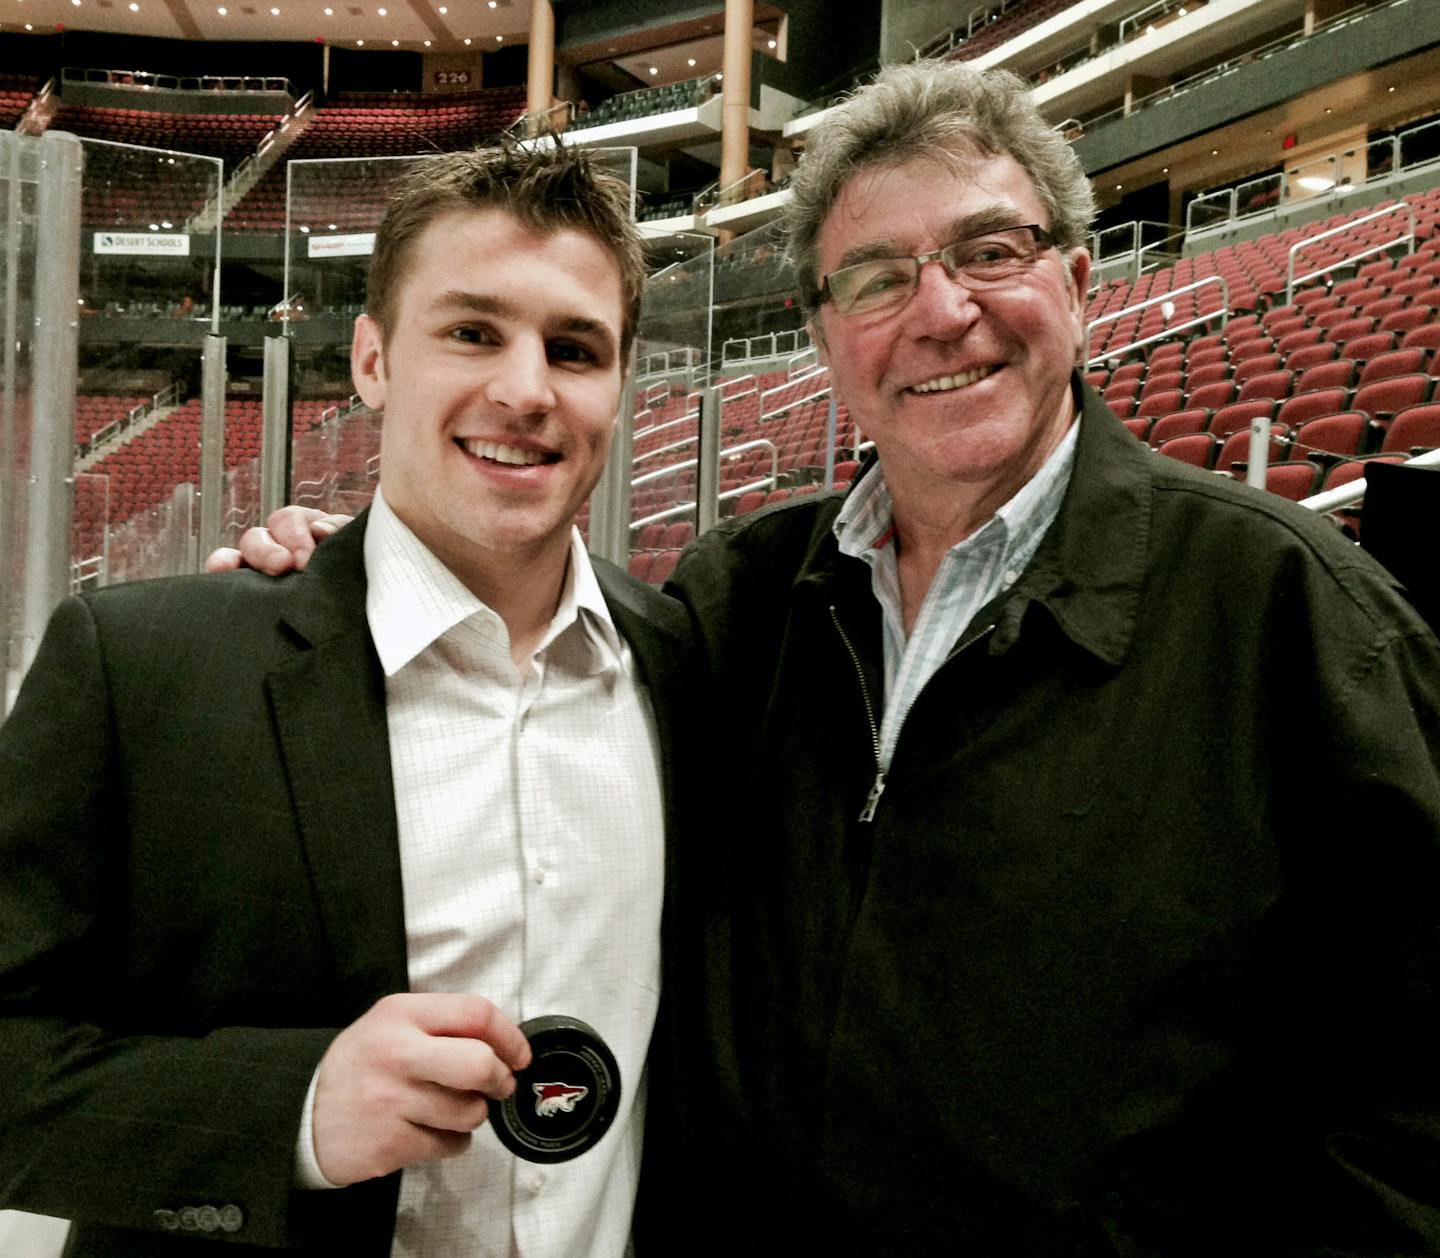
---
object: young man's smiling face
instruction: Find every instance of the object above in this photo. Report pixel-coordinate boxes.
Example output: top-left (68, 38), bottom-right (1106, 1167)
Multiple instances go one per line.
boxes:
top-left (352, 206), bottom-right (625, 592)
top-left (810, 151), bottom-right (1090, 530)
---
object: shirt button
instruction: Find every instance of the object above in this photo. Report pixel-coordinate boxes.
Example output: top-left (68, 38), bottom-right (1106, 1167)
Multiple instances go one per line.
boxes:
top-left (527, 1173), bottom-right (546, 1196)
top-left (1003, 568), bottom-right (1020, 586)
top-left (532, 866), bottom-right (546, 885)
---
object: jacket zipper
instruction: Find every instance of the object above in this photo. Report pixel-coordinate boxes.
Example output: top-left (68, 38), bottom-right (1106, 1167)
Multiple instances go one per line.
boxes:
top-left (831, 604), bottom-right (999, 824)
top-left (830, 606), bottom-right (886, 822)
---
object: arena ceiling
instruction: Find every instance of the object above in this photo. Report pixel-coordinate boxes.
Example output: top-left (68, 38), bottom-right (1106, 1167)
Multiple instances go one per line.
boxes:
top-left (2, 0), bottom-right (527, 51)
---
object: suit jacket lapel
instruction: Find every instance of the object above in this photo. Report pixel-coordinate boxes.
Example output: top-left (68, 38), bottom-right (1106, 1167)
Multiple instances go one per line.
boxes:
top-left (266, 513), bottom-right (410, 1009)
top-left (593, 562), bottom-right (689, 839)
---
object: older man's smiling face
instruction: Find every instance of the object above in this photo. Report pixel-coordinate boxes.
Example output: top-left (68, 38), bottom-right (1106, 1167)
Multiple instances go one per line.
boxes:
top-left (810, 151), bottom-right (1089, 531)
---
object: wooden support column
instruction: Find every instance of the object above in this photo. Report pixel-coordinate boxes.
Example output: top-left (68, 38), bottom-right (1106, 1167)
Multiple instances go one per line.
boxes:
top-left (527, 0), bottom-right (555, 136)
top-left (719, 0), bottom-right (754, 207)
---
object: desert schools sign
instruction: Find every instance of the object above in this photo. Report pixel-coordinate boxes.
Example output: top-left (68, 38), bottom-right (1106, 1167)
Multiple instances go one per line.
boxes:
top-left (307, 233), bottom-right (375, 259)
top-left (94, 232), bottom-right (192, 257)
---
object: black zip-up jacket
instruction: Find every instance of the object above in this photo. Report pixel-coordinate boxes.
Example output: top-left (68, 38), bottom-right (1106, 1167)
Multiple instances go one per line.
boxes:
top-left (663, 383), bottom-right (1440, 1256)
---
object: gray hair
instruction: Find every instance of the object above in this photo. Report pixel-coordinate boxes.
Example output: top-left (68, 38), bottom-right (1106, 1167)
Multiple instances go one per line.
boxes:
top-left (785, 60), bottom-right (1095, 311)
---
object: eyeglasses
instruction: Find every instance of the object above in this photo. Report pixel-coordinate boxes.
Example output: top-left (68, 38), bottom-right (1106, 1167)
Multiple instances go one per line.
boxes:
top-left (813, 224), bottom-right (1058, 316)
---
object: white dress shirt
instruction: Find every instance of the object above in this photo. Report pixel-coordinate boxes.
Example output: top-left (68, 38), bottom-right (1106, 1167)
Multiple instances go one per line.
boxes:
top-left (301, 487), bottom-right (665, 1258)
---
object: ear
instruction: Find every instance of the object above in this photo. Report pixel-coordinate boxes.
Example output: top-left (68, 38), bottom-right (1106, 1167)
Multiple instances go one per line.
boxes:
top-left (1063, 247), bottom-right (1092, 361)
top-left (351, 313), bottom-right (388, 412)
top-left (807, 316), bottom-right (829, 366)
top-left (1065, 246), bottom-right (1092, 307)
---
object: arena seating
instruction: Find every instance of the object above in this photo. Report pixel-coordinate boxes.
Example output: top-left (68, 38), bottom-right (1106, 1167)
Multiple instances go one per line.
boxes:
top-left (568, 77), bottom-right (715, 132)
top-left (45, 102), bottom-right (283, 171)
top-left (74, 395), bottom-right (349, 550)
top-left (225, 87), bottom-right (525, 233)
top-left (0, 75), bottom-right (39, 129)
top-left (939, 0), bottom-right (1079, 63)
top-left (1082, 188), bottom-right (1440, 513)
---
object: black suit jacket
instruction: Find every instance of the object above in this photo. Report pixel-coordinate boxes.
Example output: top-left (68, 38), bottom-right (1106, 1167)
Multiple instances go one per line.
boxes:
top-left (0, 514), bottom-right (690, 1256)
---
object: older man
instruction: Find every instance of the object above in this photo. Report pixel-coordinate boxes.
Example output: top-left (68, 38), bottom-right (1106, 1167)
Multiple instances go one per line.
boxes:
top-left (225, 63), bottom-right (1440, 1255)
top-left (664, 63), bottom-right (1440, 1253)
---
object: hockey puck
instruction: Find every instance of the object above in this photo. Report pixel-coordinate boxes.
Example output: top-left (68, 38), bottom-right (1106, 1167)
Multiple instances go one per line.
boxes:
top-left (491, 1015), bottom-right (621, 1163)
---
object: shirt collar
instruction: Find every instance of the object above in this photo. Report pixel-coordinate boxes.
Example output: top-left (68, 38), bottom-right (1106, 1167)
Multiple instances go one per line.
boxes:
top-left (364, 485), bottom-right (623, 677)
top-left (833, 417), bottom-right (1079, 567)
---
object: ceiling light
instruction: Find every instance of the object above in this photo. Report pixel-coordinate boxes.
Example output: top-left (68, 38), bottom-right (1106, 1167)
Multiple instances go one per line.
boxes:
top-left (1178, 5), bottom-right (1187, 12)
top-left (355, 38), bottom-right (363, 45)
top-left (299, 225), bottom-right (310, 233)
top-left (391, 39), bottom-right (398, 46)
top-left (217, 5), bottom-right (226, 12)
top-left (648, 66), bottom-right (658, 76)
top-left (1298, 176), bottom-right (1335, 192)
top-left (438, 4), bottom-right (446, 11)
top-left (463, 36), bottom-right (471, 44)
top-left (72, 0), bottom-right (81, 6)
top-left (1162, 166), bottom-right (1169, 174)
top-left (149, 224), bottom-right (160, 231)
top-left (128, 2), bottom-right (138, 9)
top-left (1115, 184), bottom-right (1122, 191)
top-left (423, 39), bottom-right (431, 46)
top-left (377, 5), bottom-right (386, 12)
top-left (1388, 85), bottom-right (1396, 92)
top-left (687, 58), bottom-right (696, 67)
top-left (328, 223), bottom-right (338, 231)
top-left (495, 34), bottom-right (503, 41)
top-left (488, 0), bottom-right (497, 6)
top-left (1325, 107), bottom-right (1333, 114)
top-left (270, 5), bottom-right (279, 12)
top-left (1211, 148), bottom-right (1218, 156)
top-left (767, 39), bottom-right (776, 48)
top-left (324, 5), bottom-right (333, 11)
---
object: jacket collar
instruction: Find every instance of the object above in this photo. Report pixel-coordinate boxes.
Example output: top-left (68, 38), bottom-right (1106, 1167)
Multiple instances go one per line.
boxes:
top-left (1002, 378), bottom-right (1149, 667)
top-left (796, 376), bottom-right (1150, 669)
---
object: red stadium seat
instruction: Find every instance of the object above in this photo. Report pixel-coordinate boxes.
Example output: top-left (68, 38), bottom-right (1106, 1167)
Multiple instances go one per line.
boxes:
top-left (1148, 410), bottom-right (1211, 445)
top-left (1283, 341), bottom-right (1339, 371)
top-left (1216, 425), bottom-right (1288, 474)
top-left (1236, 371), bottom-right (1294, 403)
top-left (1210, 400), bottom-right (1277, 438)
top-left (1353, 374), bottom-right (1433, 424)
top-left (1381, 403), bottom-right (1440, 455)
top-left (1358, 348), bottom-right (1430, 385)
top-left (1187, 381), bottom-right (1237, 412)
top-left (1157, 433), bottom-right (1218, 469)
top-left (1260, 461), bottom-right (1322, 502)
top-left (1276, 389), bottom-right (1353, 430)
top-left (1290, 412), bottom-right (1369, 462)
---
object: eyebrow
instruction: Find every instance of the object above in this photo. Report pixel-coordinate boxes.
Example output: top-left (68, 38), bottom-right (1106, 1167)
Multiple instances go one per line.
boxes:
top-left (831, 205), bottom-right (1035, 272)
top-left (429, 290), bottom-right (619, 356)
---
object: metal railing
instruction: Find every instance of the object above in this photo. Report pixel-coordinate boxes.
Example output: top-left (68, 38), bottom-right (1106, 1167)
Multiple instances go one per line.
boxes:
top-left (1117, 0), bottom-right (1200, 43)
top-left (629, 439), bottom-right (781, 531)
top-left (1186, 113), bottom-right (1440, 239)
top-left (61, 66), bottom-right (294, 95)
top-left (1284, 202), bottom-right (1415, 303)
top-left (759, 369), bottom-right (830, 421)
top-left (694, 168), bottom-right (769, 215)
top-left (80, 381), bottom-right (183, 459)
top-left (1300, 448), bottom-right (1440, 513)
top-left (1084, 275), bottom-right (1229, 367)
top-left (635, 347), bottom-right (706, 381)
top-left (721, 329), bottom-right (810, 364)
top-left (1076, 0), bottom-right (1385, 136)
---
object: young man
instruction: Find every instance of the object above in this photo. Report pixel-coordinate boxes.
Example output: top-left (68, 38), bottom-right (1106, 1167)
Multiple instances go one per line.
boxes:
top-left (0, 145), bottom-right (688, 1257)
top-left (225, 63), bottom-right (1440, 1255)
